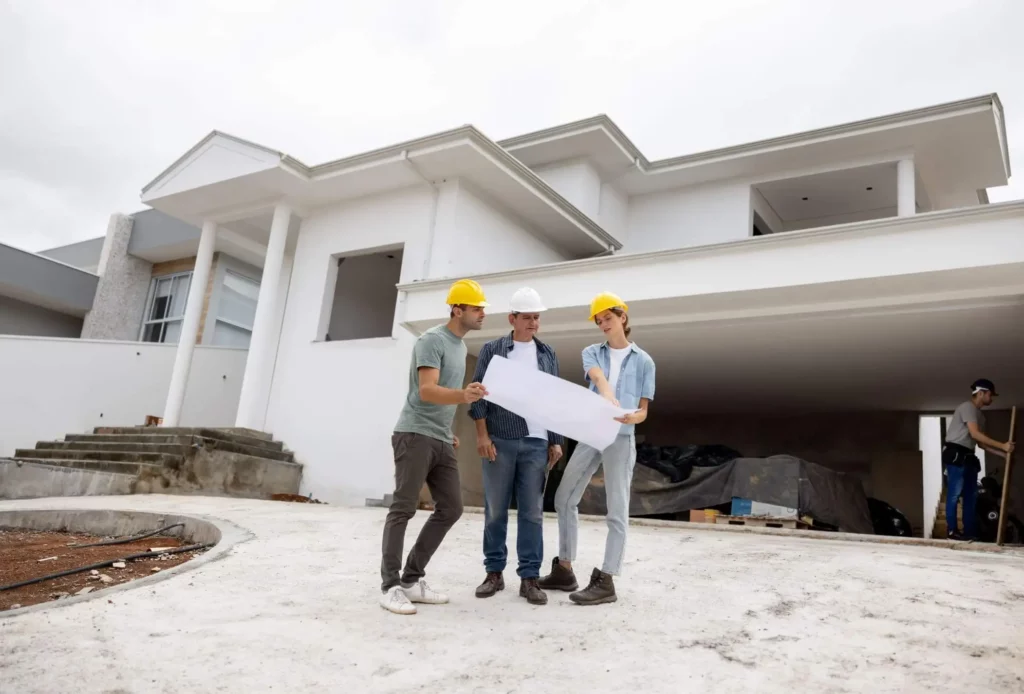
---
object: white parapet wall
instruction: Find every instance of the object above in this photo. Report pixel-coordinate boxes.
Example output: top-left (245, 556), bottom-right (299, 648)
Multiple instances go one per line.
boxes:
top-left (0, 336), bottom-right (247, 458)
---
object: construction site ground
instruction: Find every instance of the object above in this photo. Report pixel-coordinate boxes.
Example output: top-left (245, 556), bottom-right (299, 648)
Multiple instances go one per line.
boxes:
top-left (1, 495), bottom-right (1022, 693)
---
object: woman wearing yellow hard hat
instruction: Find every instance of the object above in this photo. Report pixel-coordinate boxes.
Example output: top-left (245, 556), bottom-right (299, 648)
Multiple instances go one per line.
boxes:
top-left (539, 291), bottom-right (655, 605)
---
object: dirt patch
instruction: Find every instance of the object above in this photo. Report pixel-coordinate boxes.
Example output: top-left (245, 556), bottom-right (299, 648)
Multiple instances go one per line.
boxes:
top-left (270, 493), bottom-right (325, 504)
top-left (0, 527), bottom-right (206, 611)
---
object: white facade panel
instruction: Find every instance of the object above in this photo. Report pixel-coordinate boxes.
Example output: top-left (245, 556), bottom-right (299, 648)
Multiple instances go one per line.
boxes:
top-left (429, 180), bottom-right (567, 278)
top-left (624, 181), bottom-right (753, 253)
top-left (264, 187), bottom-right (434, 505)
top-left (534, 159), bottom-right (602, 220)
top-left (0, 338), bottom-right (245, 457)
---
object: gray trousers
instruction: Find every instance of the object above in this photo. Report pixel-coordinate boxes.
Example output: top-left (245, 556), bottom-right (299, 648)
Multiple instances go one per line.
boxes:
top-left (380, 432), bottom-right (464, 592)
top-left (554, 433), bottom-right (636, 575)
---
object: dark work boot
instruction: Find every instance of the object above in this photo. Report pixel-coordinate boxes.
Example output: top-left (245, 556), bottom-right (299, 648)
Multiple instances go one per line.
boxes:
top-left (538, 558), bottom-right (578, 592)
top-left (569, 568), bottom-right (617, 606)
top-left (519, 578), bottom-right (548, 605)
top-left (475, 572), bottom-right (504, 598)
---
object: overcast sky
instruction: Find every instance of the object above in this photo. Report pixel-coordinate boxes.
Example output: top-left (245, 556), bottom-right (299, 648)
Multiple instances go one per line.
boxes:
top-left (1, 0), bottom-right (1021, 252)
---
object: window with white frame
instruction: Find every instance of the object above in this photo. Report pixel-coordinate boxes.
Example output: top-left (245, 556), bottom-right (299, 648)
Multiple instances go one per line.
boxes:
top-left (140, 272), bottom-right (192, 343)
top-left (212, 271), bottom-right (260, 348)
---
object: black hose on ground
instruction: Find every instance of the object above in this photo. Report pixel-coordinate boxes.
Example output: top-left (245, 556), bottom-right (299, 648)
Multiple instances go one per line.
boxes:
top-left (70, 523), bottom-right (185, 548)
top-left (0, 543), bottom-right (212, 593)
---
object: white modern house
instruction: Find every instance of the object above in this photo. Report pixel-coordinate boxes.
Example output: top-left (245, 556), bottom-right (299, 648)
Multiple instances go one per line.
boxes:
top-left (3, 94), bottom-right (1020, 536)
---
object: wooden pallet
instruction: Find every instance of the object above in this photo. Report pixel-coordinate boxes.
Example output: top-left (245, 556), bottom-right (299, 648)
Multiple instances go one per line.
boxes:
top-left (715, 515), bottom-right (809, 530)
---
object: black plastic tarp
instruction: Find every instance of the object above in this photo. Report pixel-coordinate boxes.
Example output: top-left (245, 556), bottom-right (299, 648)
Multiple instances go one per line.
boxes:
top-left (578, 455), bottom-right (874, 534)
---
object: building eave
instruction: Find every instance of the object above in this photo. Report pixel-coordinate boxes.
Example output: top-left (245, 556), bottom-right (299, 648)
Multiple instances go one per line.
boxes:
top-left (141, 131), bottom-right (286, 194)
top-left (498, 94), bottom-right (1006, 179)
top-left (143, 125), bottom-right (620, 253)
top-left (397, 199), bottom-right (1024, 291)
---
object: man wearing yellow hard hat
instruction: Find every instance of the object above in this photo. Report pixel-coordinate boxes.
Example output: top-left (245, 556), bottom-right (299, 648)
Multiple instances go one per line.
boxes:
top-left (539, 291), bottom-right (655, 606)
top-left (380, 278), bottom-right (490, 615)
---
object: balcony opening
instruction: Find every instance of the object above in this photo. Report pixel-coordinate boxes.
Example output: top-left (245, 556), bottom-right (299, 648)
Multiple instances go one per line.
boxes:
top-left (752, 162), bottom-right (902, 234)
top-left (321, 246), bottom-right (403, 342)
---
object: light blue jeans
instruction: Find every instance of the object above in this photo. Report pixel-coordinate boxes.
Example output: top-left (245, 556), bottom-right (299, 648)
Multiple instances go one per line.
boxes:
top-left (554, 434), bottom-right (636, 575)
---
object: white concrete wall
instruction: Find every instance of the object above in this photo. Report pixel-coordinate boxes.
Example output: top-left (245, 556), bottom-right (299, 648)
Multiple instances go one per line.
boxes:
top-left (599, 182), bottom-right (629, 240)
top-left (266, 181), bottom-right (574, 504)
top-left (624, 181), bottom-right (753, 253)
top-left (534, 159), bottom-right (602, 220)
top-left (266, 188), bottom-right (432, 505)
top-left (430, 180), bottom-right (566, 278)
top-left (920, 416), bottom-right (944, 538)
top-left (0, 336), bottom-right (246, 457)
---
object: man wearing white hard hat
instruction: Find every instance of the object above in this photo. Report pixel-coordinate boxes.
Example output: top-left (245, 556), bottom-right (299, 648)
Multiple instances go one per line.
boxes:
top-left (468, 287), bottom-right (565, 605)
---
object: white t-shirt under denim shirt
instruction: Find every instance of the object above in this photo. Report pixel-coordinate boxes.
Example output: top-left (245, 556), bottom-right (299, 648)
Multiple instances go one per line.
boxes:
top-left (581, 342), bottom-right (657, 437)
top-left (507, 339), bottom-right (548, 440)
top-left (607, 345), bottom-right (631, 394)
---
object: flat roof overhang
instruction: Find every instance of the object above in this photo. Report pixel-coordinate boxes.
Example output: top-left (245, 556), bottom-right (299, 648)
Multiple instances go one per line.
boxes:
top-left (399, 200), bottom-right (1024, 330)
top-left (141, 129), bottom-right (618, 258)
top-left (0, 243), bottom-right (98, 316)
top-left (397, 202), bottom-right (1024, 412)
top-left (502, 95), bottom-right (1009, 197)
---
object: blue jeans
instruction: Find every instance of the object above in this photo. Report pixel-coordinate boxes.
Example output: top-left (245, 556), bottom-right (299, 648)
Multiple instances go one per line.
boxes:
top-left (482, 437), bottom-right (548, 578)
top-left (946, 461), bottom-right (979, 539)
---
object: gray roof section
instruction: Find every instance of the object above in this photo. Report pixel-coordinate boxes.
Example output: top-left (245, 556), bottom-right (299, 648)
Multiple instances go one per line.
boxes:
top-left (127, 209), bottom-right (200, 256)
top-left (39, 237), bottom-right (105, 270)
top-left (0, 242), bottom-right (98, 316)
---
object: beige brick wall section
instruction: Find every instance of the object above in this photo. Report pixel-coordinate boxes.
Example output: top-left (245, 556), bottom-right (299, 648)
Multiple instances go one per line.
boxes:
top-left (194, 253), bottom-right (220, 345)
top-left (150, 254), bottom-right (220, 345)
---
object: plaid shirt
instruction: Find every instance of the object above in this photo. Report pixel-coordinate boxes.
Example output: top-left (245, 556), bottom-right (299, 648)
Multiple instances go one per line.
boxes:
top-left (469, 333), bottom-right (565, 447)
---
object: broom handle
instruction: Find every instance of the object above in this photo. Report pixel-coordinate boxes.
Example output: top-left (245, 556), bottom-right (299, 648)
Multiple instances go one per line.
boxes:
top-left (995, 406), bottom-right (1017, 546)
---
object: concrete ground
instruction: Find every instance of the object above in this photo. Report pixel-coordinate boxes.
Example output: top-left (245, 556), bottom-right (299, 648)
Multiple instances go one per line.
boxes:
top-left (1, 496), bottom-right (1023, 693)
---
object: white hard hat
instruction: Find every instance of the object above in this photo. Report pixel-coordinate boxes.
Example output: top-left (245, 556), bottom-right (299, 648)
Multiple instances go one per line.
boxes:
top-left (509, 287), bottom-right (547, 313)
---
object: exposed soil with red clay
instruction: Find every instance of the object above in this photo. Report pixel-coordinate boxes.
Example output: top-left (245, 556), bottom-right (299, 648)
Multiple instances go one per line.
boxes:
top-left (0, 527), bottom-right (206, 611)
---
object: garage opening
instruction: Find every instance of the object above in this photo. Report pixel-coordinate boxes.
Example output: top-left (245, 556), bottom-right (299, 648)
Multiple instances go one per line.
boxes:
top-left (536, 299), bottom-right (1022, 543)
top-left (320, 246), bottom-right (403, 342)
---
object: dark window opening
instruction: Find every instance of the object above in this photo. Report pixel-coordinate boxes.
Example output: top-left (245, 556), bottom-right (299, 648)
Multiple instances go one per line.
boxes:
top-left (323, 247), bottom-right (403, 341)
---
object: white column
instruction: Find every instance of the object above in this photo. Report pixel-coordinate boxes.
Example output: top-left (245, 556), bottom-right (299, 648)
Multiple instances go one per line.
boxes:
top-left (162, 219), bottom-right (217, 427)
top-left (235, 203), bottom-right (292, 430)
top-left (897, 158), bottom-right (916, 217)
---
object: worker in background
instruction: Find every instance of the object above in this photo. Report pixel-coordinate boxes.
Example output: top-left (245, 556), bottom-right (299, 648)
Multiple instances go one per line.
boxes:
top-left (379, 279), bottom-right (490, 615)
top-left (540, 292), bottom-right (655, 605)
top-left (470, 287), bottom-right (565, 606)
top-left (943, 378), bottom-right (1015, 540)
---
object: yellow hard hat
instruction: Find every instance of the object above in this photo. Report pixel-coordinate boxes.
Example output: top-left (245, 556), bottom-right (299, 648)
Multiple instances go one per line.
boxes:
top-left (589, 291), bottom-right (628, 320)
top-left (446, 279), bottom-right (489, 307)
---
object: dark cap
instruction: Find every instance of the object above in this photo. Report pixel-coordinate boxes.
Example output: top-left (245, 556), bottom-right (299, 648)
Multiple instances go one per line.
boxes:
top-left (971, 379), bottom-right (998, 396)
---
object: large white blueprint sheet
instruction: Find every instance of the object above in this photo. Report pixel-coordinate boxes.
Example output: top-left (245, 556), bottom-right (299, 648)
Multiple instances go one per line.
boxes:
top-left (480, 355), bottom-right (636, 451)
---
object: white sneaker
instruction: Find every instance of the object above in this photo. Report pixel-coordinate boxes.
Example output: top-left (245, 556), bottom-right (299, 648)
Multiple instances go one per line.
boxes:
top-left (401, 579), bottom-right (448, 605)
top-left (380, 586), bottom-right (416, 615)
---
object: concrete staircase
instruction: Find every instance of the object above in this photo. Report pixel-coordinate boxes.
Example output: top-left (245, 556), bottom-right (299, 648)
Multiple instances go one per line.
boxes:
top-left (1, 427), bottom-right (302, 500)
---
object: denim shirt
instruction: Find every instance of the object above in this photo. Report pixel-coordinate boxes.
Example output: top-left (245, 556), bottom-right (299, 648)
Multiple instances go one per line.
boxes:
top-left (581, 342), bottom-right (656, 436)
top-left (469, 333), bottom-right (565, 447)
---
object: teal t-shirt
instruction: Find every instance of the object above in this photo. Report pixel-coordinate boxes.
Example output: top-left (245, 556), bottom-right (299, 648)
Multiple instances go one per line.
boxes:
top-left (393, 324), bottom-right (467, 443)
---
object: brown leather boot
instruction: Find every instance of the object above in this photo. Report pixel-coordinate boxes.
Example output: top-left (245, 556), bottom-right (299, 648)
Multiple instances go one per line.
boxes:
top-left (538, 558), bottom-right (578, 592)
top-left (519, 578), bottom-right (548, 605)
top-left (475, 572), bottom-right (504, 598)
top-left (569, 568), bottom-right (617, 605)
